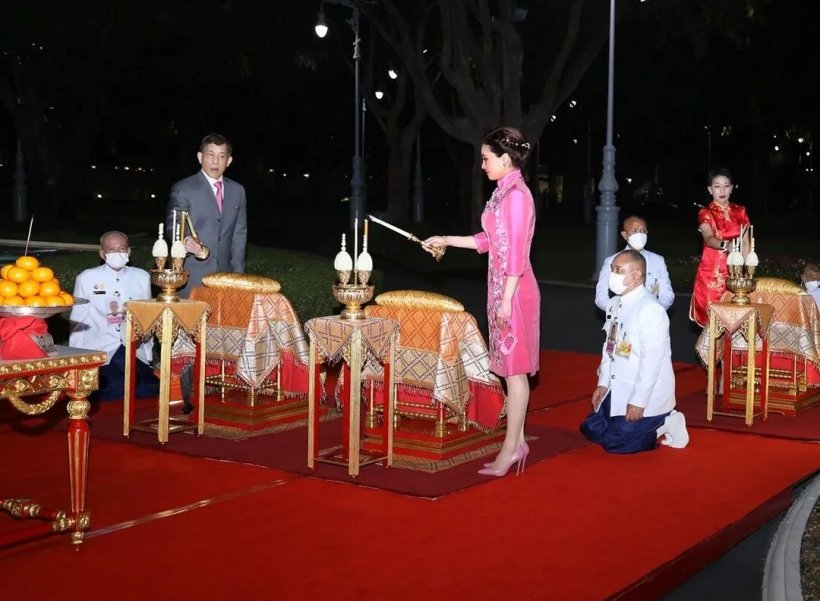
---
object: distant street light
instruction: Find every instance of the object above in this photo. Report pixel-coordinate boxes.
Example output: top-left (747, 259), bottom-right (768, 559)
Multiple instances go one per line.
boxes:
top-left (594, 0), bottom-right (620, 276)
top-left (387, 68), bottom-right (398, 80)
top-left (315, 0), bottom-right (366, 227)
top-left (374, 89), bottom-right (384, 100)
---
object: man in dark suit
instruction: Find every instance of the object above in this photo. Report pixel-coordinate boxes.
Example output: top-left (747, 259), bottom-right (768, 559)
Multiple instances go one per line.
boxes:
top-left (166, 132), bottom-right (247, 298)
top-left (166, 133), bottom-right (248, 412)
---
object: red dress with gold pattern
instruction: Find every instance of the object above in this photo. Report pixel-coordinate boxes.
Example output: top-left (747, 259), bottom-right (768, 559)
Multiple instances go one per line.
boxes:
top-left (689, 201), bottom-right (750, 327)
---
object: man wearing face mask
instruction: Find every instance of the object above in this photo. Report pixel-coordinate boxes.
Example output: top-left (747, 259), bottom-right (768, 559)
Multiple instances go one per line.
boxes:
top-left (802, 263), bottom-right (820, 312)
top-left (69, 231), bottom-right (158, 401)
top-left (594, 215), bottom-right (674, 311)
top-left (581, 250), bottom-right (689, 453)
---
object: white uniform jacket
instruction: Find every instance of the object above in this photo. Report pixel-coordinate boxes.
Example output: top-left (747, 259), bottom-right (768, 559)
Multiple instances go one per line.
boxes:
top-left (595, 247), bottom-right (675, 311)
top-left (810, 287), bottom-right (820, 313)
top-left (597, 286), bottom-right (676, 417)
top-left (69, 265), bottom-right (153, 366)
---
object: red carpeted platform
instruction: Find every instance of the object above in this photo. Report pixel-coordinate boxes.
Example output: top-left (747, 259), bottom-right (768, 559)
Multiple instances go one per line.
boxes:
top-left (677, 390), bottom-right (820, 441)
top-left (86, 410), bottom-right (588, 497)
top-left (1, 349), bottom-right (818, 601)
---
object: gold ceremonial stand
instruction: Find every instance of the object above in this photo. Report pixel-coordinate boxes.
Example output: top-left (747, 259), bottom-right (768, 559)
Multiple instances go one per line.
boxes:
top-left (305, 316), bottom-right (397, 477)
top-left (123, 299), bottom-right (209, 443)
top-left (706, 302), bottom-right (773, 426)
top-left (0, 347), bottom-right (106, 546)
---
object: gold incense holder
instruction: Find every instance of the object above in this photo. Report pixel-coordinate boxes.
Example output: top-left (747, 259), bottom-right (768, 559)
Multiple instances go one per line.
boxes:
top-left (151, 269), bottom-right (189, 303)
top-left (726, 265), bottom-right (757, 305)
top-left (332, 284), bottom-right (374, 320)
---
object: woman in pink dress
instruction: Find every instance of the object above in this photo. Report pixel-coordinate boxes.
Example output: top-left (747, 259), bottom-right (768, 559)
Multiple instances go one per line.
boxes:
top-left (424, 126), bottom-right (540, 477)
top-left (689, 168), bottom-right (751, 327)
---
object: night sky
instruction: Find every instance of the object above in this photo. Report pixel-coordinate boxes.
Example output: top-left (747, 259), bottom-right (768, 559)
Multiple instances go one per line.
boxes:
top-left (0, 0), bottom-right (818, 227)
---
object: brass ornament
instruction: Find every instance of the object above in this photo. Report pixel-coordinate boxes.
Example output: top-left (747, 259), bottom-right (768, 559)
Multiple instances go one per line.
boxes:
top-left (726, 264), bottom-right (757, 305)
top-left (332, 284), bottom-right (375, 320)
top-left (150, 268), bottom-right (190, 303)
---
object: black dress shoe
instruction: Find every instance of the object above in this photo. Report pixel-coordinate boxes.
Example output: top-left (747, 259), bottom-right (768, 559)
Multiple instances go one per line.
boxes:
top-left (182, 402), bottom-right (195, 415)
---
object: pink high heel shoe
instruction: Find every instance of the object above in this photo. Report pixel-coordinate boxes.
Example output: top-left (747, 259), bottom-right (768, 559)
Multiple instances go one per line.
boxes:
top-left (478, 441), bottom-right (530, 477)
top-left (484, 440), bottom-right (529, 468)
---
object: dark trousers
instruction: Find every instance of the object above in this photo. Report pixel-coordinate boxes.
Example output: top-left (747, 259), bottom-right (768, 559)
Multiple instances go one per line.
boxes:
top-left (580, 392), bottom-right (669, 454)
top-left (95, 345), bottom-right (159, 402)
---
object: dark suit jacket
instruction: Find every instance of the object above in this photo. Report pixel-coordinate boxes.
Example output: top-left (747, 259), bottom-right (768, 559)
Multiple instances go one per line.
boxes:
top-left (166, 171), bottom-right (247, 297)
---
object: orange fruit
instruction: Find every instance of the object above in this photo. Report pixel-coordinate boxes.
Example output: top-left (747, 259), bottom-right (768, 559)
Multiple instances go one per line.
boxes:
top-left (2, 296), bottom-right (24, 306)
top-left (15, 256), bottom-right (40, 271)
top-left (24, 295), bottom-right (47, 307)
top-left (6, 266), bottom-right (30, 284)
top-left (0, 264), bottom-right (13, 279)
top-left (59, 292), bottom-right (74, 306)
top-left (0, 280), bottom-right (18, 298)
top-left (17, 280), bottom-right (40, 298)
top-left (39, 280), bottom-right (61, 298)
top-left (31, 267), bottom-right (55, 283)
top-left (45, 295), bottom-right (66, 307)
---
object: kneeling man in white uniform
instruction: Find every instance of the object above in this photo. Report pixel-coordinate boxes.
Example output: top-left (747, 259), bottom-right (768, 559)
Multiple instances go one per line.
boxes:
top-left (581, 250), bottom-right (688, 453)
top-left (69, 231), bottom-right (158, 401)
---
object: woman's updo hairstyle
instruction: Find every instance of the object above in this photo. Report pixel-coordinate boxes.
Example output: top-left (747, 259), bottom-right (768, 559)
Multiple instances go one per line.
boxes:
top-left (482, 126), bottom-right (532, 168)
top-left (707, 167), bottom-right (733, 186)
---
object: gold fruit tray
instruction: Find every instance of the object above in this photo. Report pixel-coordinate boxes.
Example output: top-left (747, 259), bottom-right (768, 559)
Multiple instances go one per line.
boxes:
top-left (0, 298), bottom-right (88, 319)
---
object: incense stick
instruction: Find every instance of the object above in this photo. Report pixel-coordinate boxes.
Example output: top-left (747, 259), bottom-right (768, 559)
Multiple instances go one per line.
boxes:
top-left (23, 216), bottom-right (34, 256)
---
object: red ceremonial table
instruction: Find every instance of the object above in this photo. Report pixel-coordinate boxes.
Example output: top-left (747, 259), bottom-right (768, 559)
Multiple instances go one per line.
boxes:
top-left (0, 345), bottom-right (106, 546)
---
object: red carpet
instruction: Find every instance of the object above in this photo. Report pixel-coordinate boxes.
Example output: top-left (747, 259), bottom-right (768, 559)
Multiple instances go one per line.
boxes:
top-left (2, 349), bottom-right (818, 601)
top-left (86, 412), bottom-right (588, 497)
top-left (677, 390), bottom-right (820, 441)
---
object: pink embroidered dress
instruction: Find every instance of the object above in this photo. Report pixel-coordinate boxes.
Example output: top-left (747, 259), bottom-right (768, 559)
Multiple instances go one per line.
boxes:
top-left (473, 169), bottom-right (540, 377)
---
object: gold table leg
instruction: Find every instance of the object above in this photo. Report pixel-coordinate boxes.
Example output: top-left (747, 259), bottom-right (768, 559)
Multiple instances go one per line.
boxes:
top-left (706, 311), bottom-right (717, 422)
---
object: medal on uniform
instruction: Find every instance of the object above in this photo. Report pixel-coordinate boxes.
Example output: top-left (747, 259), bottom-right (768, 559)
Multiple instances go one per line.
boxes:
top-left (614, 333), bottom-right (632, 358)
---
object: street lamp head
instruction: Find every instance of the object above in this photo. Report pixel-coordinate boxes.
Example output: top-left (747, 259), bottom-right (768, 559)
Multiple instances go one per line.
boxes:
top-left (374, 90), bottom-right (384, 100)
top-left (315, 10), bottom-right (329, 38)
top-left (388, 69), bottom-right (398, 80)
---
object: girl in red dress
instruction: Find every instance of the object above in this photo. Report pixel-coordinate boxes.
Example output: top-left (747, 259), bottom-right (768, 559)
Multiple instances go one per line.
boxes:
top-left (689, 168), bottom-right (751, 327)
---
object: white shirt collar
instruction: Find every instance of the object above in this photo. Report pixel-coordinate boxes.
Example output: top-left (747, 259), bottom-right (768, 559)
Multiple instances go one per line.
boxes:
top-left (618, 284), bottom-right (646, 306)
top-left (201, 170), bottom-right (224, 188)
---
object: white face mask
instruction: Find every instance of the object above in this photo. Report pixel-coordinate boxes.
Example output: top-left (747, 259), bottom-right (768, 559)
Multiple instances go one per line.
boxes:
top-left (105, 252), bottom-right (129, 270)
top-left (627, 233), bottom-right (647, 251)
top-left (608, 272), bottom-right (628, 295)
top-left (805, 280), bottom-right (819, 292)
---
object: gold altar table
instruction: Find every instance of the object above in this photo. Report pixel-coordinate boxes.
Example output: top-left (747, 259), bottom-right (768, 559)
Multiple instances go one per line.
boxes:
top-left (305, 316), bottom-right (397, 477)
top-left (0, 346), bottom-right (106, 546)
top-left (123, 299), bottom-right (209, 443)
top-left (170, 287), bottom-right (312, 432)
top-left (705, 302), bottom-right (774, 426)
top-left (696, 279), bottom-right (820, 415)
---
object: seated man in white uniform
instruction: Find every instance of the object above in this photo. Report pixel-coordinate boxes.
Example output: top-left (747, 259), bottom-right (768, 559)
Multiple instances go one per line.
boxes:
top-left (69, 231), bottom-right (158, 401)
top-left (595, 215), bottom-right (674, 311)
top-left (581, 250), bottom-right (688, 453)
top-left (802, 263), bottom-right (820, 312)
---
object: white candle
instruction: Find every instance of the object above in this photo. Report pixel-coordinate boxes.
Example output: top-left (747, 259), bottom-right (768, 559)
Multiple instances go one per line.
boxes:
top-left (353, 217), bottom-right (358, 273)
top-left (172, 210), bottom-right (177, 241)
top-left (341, 233), bottom-right (346, 252)
top-left (363, 219), bottom-right (369, 251)
top-left (751, 225), bottom-right (755, 252)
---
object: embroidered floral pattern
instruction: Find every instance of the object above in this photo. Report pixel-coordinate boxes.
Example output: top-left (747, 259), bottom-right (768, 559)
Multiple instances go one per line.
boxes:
top-left (483, 172), bottom-right (524, 369)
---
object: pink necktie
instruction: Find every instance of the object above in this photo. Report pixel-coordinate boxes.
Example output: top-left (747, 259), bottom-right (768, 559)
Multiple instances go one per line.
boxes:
top-left (214, 180), bottom-right (224, 213)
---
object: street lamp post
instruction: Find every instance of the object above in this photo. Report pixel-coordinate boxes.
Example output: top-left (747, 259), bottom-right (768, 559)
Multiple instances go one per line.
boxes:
top-left (316, 0), bottom-right (366, 227)
top-left (594, 0), bottom-right (620, 275)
